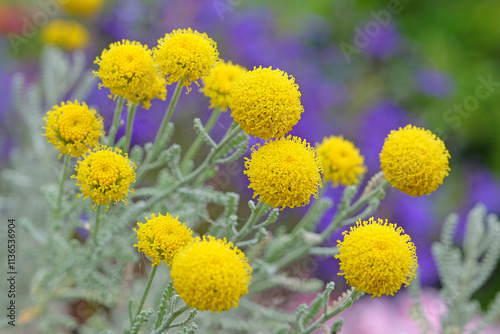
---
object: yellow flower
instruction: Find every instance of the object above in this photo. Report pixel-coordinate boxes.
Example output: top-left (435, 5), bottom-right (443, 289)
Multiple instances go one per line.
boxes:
top-left (134, 213), bottom-right (194, 267)
top-left (40, 20), bottom-right (90, 51)
top-left (73, 146), bottom-right (136, 208)
top-left (61, 0), bottom-right (104, 18)
top-left (335, 217), bottom-right (418, 298)
top-left (316, 135), bottom-right (367, 187)
top-left (43, 101), bottom-right (104, 158)
top-left (380, 124), bottom-right (450, 196)
top-left (244, 136), bottom-right (323, 209)
top-left (94, 40), bottom-right (166, 109)
top-left (153, 28), bottom-right (219, 91)
top-left (229, 66), bottom-right (304, 140)
top-left (171, 236), bottom-right (252, 312)
top-left (200, 60), bottom-right (247, 111)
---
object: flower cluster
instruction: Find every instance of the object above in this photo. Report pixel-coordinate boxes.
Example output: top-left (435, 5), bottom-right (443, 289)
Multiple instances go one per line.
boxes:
top-left (244, 136), bottom-right (323, 209)
top-left (41, 20), bottom-right (90, 51)
top-left (200, 60), bottom-right (247, 111)
top-left (316, 135), bottom-right (366, 186)
top-left (73, 146), bottom-right (136, 208)
top-left (43, 100), bottom-right (104, 157)
top-left (380, 124), bottom-right (450, 196)
top-left (336, 217), bottom-right (418, 298)
top-left (134, 213), bottom-right (193, 267)
top-left (94, 40), bottom-right (166, 109)
top-left (229, 66), bottom-right (303, 140)
top-left (154, 28), bottom-right (219, 90)
top-left (171, 236), bottom-right (252, 312)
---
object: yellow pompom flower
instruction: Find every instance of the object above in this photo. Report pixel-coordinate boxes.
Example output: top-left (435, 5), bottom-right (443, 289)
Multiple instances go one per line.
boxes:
top-left (94, 40), bottom-right (166, 109)
top-left (40, 20), bottom-right (90, 51)
top-left (43, 101), bottom-right (104, 158)
top-left (244, 136), bottom-right (323, 209)
top-left (134, 213), bottom-right (194, 267)
top-left (229, 66), bottom-right (304, 140)
top-left (380, 124), bottom-right (450, 196)
top-left (171, 236), bottom-right (252, 312)
top-left (200, 60), bottom-right (247, 111)
top-left (61, 0), bottom-right (104, 18)
top-left (316, 135), bottom-right (367, 187)
top-left (153, 28), bottom-right (219, 90)
top-left (73, 146), bottom-right (136, 208)
top-left (335, 217), bottom-right (418, 298)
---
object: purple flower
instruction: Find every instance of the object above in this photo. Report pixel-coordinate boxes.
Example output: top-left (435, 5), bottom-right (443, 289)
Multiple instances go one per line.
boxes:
top-left (415, 69), bottom-right (455, 98)
top-left (359, 23), bottom-right (400, 59)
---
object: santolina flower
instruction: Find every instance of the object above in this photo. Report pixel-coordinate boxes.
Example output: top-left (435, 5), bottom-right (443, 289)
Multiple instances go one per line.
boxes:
top-left (244, 136), bottom-right (322, 209)
top-left (316, 135), bottom-right (367, 187)
top-left (43, 101), bottom-right (104, 157)
top-left (335, 217), bottom-right (418, 298)
top-left (200, 60), bottom-right (247, 111)
top-left (94, 40), bottom-right (166, 109)
top-left (171, 236), bottom-right (252, 312)
top-left (380, 124), bottom-right (450, 196)
top-left (40, 20), bottom-right (90, 51)
top-left (153, 28), bottom-right (219, 90)
top-left (73, 146), bottom-right (136, 208)
top-left (229, 66), bottom-right (304, 140)
top-left (61, 0), bottom-right (104, 18)
top-left (134, 213), bottom-right (194, 267)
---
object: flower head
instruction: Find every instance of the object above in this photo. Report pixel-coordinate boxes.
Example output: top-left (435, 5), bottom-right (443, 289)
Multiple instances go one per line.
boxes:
top-left (134, 213), bottom-right (194, 267)
top-left (73, 146), bottom-right (136, 208)
top-left (380, 124), bottom-right (450, 196)
top-left (153, 28), bottom-right (219, 90)
top-left (61, 0), bottom-right (104, 17)
top-left (94, 40), bottom-right (166, 109)
top-left (171, 235), bottom-right (252, 312)
top-left (244, 136), bottom-right (322, 209)
top-left (229, 66), bottom-right (303, 140)
top-left (40, 20), bottom-right (90, 51)
top-left (43, 101), bottom-right (104, 157)
top-left (200, 60), bottom-right (247, 111)
top-left (335, 217), bottom-right (418, 298)
top-left (316, 135), bottom-right (367, 187)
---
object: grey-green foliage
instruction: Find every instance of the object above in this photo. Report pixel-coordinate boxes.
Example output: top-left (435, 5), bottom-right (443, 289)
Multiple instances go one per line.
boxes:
top-left (431, 204), bottom-right (500, 333)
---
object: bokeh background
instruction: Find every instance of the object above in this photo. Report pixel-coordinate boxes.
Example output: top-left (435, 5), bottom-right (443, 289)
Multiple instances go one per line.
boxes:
top-left (1, 0), bottom-right (500, 331)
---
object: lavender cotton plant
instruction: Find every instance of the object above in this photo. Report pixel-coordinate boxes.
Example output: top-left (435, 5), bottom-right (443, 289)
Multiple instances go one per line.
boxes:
top-left (1, 5), bottom-right (500, 334)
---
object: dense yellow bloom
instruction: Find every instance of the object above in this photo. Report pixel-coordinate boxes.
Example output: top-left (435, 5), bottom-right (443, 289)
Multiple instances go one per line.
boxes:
top-left (335, 217), bottom-right (418, 298)
top-left (153, 28), bottom-right (219, 90)
top-left (62, 0), bottom-right (104, 17)
top-left (171, 236), bottom-right (252, 312)
top-left (316, 135), bottom-right (366, 187)
top-left (43, 101), bottom-right (104, 157)
top-left (94, 40), bottom-right (166, 109)
top-left (244, 136), bottom-right (322, 209)
top-left (134, 213), bottom-right (194, 267)
top-left (380, 124), bottom-right (450, 196)
top-left (200, 60), bottom-right (247, 111)
top-left (40, 20), bottom-right (90, 51)
top-left (229, 66), bottom-right (303, 140)
top-left (73, 146), bottom-right (136, 208)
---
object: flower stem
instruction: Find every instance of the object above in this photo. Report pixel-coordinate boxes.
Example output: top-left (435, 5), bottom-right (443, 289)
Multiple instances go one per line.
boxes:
top-left (180, 108), bottom-right (222, 173)
top-left (93, 205), bottom-right (102, 244)
top-left (123, 103), bottom-right (138, 153)
top-left (290, 183), bottom-right (326, 237)
top-left (107, 96), bottom-right (125, 146)
top-left (55, 154), bottom-right (70, 220)
top-left (134, 265), bottom-right (158, 320)
top-left (233, 200), bottom-right (270, 243)
top-left (151, 80), bottom-right (183, 158)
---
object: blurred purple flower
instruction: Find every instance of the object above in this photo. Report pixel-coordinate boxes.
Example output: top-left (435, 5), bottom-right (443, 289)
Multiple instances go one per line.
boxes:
top-left (415, 69), bottom-right (455, 98)
top-left (360, 23), bottom-right (400, 59)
